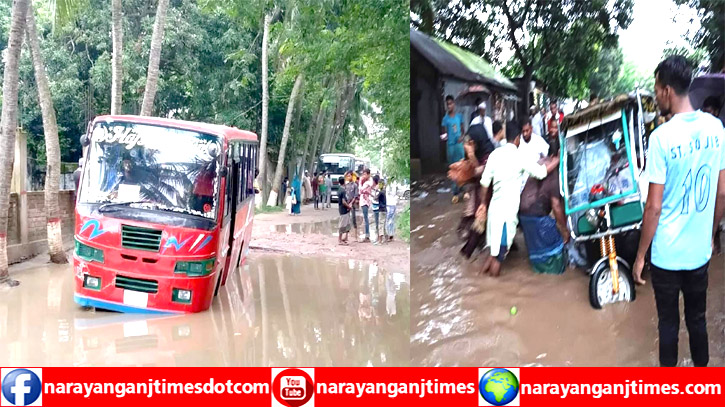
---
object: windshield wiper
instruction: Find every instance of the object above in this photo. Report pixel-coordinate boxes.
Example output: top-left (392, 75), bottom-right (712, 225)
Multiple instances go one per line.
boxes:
top-left (98, 201), bottom-right (154, 212)
top-left (151, 205), bottom-right (207, 218)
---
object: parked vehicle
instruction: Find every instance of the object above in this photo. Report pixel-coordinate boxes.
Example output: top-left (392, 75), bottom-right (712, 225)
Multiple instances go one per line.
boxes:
top-left (74, 115), bottom-right (258, 313)
top-left (354, 157), bottom-right (371, 174)
top-left (560, 91), bottom-right (658, 309)
top-left (317, 153), bottom-right (355, 202)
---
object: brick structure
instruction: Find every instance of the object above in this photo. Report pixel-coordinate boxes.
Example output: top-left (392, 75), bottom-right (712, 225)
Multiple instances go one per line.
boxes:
top-left (6, 190), bottom-right (75, 263)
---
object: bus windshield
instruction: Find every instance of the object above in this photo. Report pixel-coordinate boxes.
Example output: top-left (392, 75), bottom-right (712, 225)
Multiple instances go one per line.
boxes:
top-left (79, 121), bottom-right (223, 220)
top-left (318, 155), bottom-right (354, 174)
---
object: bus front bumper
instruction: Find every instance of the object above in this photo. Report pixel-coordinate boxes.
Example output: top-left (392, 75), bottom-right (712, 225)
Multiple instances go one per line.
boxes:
top-left (73, 255), bottom-right (217, 314)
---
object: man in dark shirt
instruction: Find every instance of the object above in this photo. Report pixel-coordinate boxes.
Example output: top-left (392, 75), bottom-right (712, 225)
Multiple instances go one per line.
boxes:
top-left (338, 176), bottom-right (352, 244)
top-left (518, 155), bottom-right (569, 274)
top-left (312, 172), bottom-right (319, 209)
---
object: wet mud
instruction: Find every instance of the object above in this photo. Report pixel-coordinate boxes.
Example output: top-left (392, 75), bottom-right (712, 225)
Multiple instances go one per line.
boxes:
top-left (411, 176), bottom-right (725, 366)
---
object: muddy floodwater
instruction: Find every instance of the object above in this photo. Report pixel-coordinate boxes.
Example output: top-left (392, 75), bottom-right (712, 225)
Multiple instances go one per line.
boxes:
top-left (0, 253), bottom-right (409, 366)
top-left (411, 177), bottom-right (725, 367)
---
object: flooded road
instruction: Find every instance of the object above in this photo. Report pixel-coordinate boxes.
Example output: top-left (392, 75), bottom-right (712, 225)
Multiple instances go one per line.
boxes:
top-left (0, 253), bottom-right (409, 366)
top-left (411, 176), bottom-right (725, 367)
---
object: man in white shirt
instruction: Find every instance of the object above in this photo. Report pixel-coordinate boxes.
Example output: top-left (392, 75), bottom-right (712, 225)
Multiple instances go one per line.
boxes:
top-left (470, 101), bottom-right (496, 148)
top-left (531, 105), bottom-right (544, 138)
top-left (519, 120), bottom-right (550, 163)
top-left (518, 120), bottom-right (551, 192)
top-left (476, 121), bottom-right (559, 277)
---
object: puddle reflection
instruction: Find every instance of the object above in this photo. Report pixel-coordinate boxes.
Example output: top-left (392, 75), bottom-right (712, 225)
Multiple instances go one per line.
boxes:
top-left (0, 254), bottom-right (409, 366)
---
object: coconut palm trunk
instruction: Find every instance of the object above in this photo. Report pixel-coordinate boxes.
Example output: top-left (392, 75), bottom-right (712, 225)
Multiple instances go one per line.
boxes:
top-left (326, 76), bottom-right (356, 153)
top-left (319, 80), bottom-right (347, 155)
top-left (111, 0), bottom-right (123, 114)
top-left (307, 105), bottom-right (333, 175)
top-left (26, 5), bottom-right (67, 264)
top-left (267, 74), bottom-right (303, 206)
top-left (0, 0), bottom-right (30, 286)
top-left (299, 99), bottom-right (321, 174)
top-left (139, 0), bottom-right (169, 116)
top-left (257, 13), bottom-right (272, 207)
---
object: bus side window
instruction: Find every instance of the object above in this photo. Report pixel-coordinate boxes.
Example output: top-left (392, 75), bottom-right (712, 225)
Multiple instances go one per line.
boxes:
top-left (249, 145), bottom-right (257, 196)
top-left (238, 143), bottom-right (247, 204)
top-left (225, 144), bottom-right (233, 218)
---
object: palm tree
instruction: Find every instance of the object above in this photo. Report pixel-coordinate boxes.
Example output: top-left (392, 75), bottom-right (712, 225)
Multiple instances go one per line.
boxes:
top-left (324, 75), bottom-right (356, 153)
top-left (140, 0), bottom-right (170, 116)
top-left (257, 12), bottom-right (272, 207)
top-left (307, 105), bottom-right (333, 175)
top-left (26, 4), bottom-right (67, 264)
top-left (267, 73), bottom-right (303, 206)
top-left (111, 0), bottom-right (123, 114)
top-left (0, 0), bottom-right (30, 286)
top-left (299, 97), bottom-right (322, 174)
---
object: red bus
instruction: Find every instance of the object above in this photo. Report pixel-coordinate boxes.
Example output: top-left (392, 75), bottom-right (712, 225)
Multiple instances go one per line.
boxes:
top-left (73, 115), bottom-right (258, 313)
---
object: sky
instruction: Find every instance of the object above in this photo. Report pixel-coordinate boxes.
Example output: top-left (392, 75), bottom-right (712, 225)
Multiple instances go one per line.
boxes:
top-left (618, 0), bottom-right (701, 75)
top-left (487, 0), bottom-right (701, 73)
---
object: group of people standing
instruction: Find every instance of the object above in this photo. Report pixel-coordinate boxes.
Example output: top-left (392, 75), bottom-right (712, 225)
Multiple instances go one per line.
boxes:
top-left (338, 169), bottom-right (397, 245)
top-left (311, 171), bottom-right (333, 210)
top-left (444, 95), bottom-right (567, 276)
top-left (281, 167), bottom-right (399, 244)
top-left (284, 170), bottom-right (333, 214)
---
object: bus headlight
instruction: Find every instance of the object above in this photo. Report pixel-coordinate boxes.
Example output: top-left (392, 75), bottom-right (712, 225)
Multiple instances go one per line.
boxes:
top-left (172, 288), bottom-right (192, 304)
top-left (174, 258), bottom-right (215, 276)
top-left (83, 275), bottom-right (102, 290)
top-left (75, 239), bottom-right (104, 263)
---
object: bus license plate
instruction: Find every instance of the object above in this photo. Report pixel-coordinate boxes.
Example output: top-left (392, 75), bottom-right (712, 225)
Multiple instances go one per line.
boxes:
top-left (123, 290), bottom-right (148, 308)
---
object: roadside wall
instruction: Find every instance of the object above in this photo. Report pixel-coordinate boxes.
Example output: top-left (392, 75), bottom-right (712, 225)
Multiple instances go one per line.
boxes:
top-left (7, 190), bottom-right (75, 263)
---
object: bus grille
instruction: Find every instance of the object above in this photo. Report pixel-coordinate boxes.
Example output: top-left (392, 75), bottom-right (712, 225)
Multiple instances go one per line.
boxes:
top-left (115, 275), bottom-right (158, 294)
top-left (121, 225), bottom-right (162, 252)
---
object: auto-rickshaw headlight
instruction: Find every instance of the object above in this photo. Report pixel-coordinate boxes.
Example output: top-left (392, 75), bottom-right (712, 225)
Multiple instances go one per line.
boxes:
top-left (585, 208), bottom-right (599, 227)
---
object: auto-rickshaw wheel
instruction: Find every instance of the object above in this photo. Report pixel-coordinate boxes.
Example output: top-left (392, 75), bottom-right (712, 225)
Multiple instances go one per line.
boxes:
top-left (589, 258), bottom-right (636, 309)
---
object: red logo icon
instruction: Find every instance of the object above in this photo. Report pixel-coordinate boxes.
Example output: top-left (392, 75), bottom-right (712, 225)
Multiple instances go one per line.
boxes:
top-left (272, 368), bottom-right (314, 407)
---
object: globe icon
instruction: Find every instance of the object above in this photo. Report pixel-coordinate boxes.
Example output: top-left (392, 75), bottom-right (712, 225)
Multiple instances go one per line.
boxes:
top-left (479, 368), bottom-right (519, 406)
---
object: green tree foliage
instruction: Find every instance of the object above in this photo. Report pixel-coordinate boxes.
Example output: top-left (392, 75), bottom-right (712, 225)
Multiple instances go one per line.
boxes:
top-left (588, 46), bottom-right (654, 100)
top-left (589, 46), bottom-right (624, 99)
top-left (411, 0), bottom-right (634, 108)
top-left (674, 0), bottom-right (724, 72)
top-left (2, 0), bottom-right (409, 182)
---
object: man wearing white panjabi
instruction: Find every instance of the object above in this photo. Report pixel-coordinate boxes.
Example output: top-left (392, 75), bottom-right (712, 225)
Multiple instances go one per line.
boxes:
top-left (476, 121), bottom-right (559, 277)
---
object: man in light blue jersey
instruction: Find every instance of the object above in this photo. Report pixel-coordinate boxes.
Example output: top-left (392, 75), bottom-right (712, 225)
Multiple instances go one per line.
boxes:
top-left (633, 56), bottom-right (725, 367)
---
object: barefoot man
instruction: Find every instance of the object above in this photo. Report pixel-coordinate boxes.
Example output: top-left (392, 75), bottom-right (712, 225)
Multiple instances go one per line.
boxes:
top-left (476, 121), bottom-right (559, 276)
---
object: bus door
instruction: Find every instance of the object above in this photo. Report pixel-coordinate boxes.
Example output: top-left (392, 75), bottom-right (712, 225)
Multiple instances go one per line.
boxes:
top-left (215, 142), bottom-right (240, 294)
top-left (226, 143), bottom-right (251, 285)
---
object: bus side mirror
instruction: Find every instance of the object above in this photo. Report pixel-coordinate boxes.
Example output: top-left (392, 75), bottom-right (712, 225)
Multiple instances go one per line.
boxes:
top-left (80, 133), bottom-right (90, 147)
top-left (219, 167), bottom-right (228, 177)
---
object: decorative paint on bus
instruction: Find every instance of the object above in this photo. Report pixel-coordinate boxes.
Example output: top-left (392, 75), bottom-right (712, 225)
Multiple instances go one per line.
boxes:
top-left (79, 219), bottom-right (110, 240)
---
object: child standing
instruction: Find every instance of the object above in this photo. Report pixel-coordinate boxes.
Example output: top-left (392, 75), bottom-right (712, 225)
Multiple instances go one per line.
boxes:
top-left (338, 176), bottom-right (352, 244)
